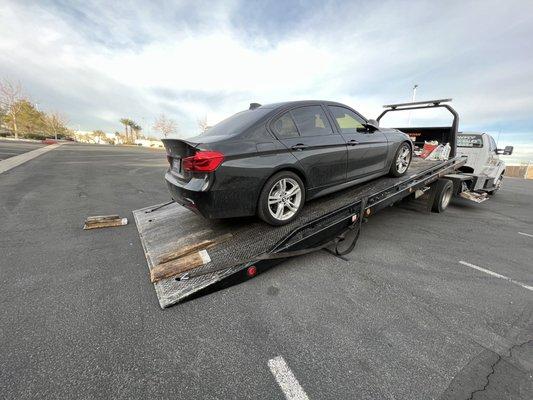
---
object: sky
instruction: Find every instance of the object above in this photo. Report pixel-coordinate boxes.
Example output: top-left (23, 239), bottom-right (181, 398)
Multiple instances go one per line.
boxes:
top-left (1, 0), bottom-right (532, 162)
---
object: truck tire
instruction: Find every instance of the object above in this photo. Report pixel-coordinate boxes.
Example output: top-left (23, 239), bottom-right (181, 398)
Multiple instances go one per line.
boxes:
top-left (257, 171), bottom-right (306, 226)
top-left (431, 179), bottom-right (453, 213)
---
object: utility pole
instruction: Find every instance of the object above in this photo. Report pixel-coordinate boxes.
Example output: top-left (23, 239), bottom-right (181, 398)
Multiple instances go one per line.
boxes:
top-left (407, 84), bottom-right (418, 127)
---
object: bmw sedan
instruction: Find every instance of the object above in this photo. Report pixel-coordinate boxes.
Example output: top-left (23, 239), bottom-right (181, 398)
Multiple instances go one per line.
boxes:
top-left (163, 100), bottom-right (413, 225)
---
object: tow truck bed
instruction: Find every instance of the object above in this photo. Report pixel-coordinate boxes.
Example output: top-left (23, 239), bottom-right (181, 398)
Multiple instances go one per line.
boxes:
top-left (134, 156), bottom-right (466, 308)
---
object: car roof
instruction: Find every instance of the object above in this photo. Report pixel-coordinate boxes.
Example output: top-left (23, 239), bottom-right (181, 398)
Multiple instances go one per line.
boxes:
top-left (258, 100), bottom-right (349, 110)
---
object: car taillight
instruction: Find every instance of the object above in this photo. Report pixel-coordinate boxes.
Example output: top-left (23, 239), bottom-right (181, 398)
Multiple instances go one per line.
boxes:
top-left (182, 151), bottom-right (224, 172)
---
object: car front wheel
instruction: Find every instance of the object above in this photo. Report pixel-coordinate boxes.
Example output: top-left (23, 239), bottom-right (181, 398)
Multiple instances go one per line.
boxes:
top-left (257, 171), bottom-right (305, 226)
top-left (389, 142), bottom-right (412, 177)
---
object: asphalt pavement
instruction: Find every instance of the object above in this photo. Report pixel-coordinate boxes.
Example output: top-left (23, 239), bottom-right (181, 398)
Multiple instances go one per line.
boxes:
top-left (0, 139), bottom-right (45, 160)
top-left (0, 142), bottom-right (531, 399)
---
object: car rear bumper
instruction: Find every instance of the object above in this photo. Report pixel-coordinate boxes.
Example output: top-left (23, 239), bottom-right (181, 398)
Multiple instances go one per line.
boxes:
top-left (165, 171), bottom-right (257, 219)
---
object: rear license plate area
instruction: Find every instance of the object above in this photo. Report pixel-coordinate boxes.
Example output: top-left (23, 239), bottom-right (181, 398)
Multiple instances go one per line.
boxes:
top-left (172, 157), bottom-right (182, 175)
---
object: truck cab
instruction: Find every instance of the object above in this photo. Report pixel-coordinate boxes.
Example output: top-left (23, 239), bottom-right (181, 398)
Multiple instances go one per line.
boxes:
top-left (456, 132), bottom-right (513, 194)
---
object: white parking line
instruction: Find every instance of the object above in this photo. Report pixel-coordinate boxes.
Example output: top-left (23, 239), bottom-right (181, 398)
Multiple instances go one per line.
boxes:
top-left (0, 144), bottom-right (61, 174)
top-left (268, 356), bottom-right (309, 400)
top-left (459, 261), bottom-right (533, 291)
top-left (518, 232), bottom-right (533, 238)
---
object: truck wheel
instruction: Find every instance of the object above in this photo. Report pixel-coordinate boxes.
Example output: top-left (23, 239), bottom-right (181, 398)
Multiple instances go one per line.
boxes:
top-left (389, 142), bottom-right (412, 177)
top-left (257, 171), bottom-right (305, 226)
top-left (431, 179), bottom-right (453, 213)
top-left (487, 175), bottom-right (503, 195)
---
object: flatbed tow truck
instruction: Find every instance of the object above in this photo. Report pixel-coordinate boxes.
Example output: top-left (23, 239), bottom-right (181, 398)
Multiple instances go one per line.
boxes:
top-left (133, 99), bottom-right (483, 308)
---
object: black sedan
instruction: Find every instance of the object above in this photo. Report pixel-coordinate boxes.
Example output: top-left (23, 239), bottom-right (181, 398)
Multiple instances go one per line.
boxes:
top-left (163, 100), bottom-right (413, 225)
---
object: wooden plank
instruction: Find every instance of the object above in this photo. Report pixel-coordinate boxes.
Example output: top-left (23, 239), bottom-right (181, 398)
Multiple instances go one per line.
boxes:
top-left (150, 250), bottom-right (211, 283)
top-left (83, 217), bottom-right (128, 230)
top-left (156, 233), bottom-right (233, 264)
top-left (86, 214), bottom-right (120, 222)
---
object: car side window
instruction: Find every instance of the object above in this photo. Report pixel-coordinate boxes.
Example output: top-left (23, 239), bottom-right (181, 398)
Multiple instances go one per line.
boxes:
top-left (290, 106), bottom-right (333, 136)
top-left (328, 106), bottom-right (366, 133)
top-left (272, 112), bottom-right (299, 138)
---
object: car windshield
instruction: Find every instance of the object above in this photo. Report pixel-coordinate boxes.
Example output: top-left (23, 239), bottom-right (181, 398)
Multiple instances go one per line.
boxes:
top-left (202, 109), bottom-right (270, 137)
top-left (457, 134), bottom-right (483, 148)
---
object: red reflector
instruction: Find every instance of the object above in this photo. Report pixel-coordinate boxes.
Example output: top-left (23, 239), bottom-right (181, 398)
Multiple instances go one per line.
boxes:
top-left (247, 266), bottom-right (257, 277)
top-left (182, 151), bottom-right (224, 172)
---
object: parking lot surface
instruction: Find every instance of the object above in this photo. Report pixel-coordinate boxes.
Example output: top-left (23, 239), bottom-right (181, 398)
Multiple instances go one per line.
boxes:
top-left (0, 143), bottom-right (531, 399)
top-left (0, 139), bottom-right (45, 160)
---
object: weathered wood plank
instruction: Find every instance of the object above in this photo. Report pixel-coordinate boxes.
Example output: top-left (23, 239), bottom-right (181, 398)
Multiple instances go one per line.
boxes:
top-left (83, 217), bottom-right (128, 230)
top-left (156, 233), bottom-right (233, 264)
top-left (85, 214), bottom-right (120, 222)
top-left (150, 250), bottom-right (210, 283)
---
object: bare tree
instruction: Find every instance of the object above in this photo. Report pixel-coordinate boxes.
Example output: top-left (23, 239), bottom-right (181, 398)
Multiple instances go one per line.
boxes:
top-left (0, 79), bottom-right (25, 139)
top-left (197, 115), bottom-right (209, 134)
top-left (46, 111), bottom-right (68, 140)
top-left (92, 130), bottom-right (113, 144)
top-left (153, 114), bottom-right (177, 138)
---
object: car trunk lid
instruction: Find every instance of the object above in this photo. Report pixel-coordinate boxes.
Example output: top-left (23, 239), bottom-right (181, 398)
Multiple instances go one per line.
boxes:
top-left (162, 139), bottom-right (201, 181)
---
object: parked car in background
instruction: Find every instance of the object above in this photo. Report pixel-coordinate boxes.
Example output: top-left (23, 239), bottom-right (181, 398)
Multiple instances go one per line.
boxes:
top-left (456, 132), bottom-right (513, 194)
top-left (163, 100), bottom-right (413, 225)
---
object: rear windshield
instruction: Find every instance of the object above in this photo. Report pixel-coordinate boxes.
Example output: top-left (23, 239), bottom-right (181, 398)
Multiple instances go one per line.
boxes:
top-left (457, 134), bottom-right (483, 148)
top-left (202, 109), bottom-right (270, 137)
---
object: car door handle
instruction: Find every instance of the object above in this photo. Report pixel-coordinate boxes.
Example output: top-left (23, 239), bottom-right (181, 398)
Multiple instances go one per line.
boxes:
top-left (347, 140), bottom-right (359, 146)
top-left (291, 143), bottom-right (308, 151)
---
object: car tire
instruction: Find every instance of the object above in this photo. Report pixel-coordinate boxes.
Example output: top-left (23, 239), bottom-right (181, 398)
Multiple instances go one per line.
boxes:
top-left (389, 142), bottom-right (412, 177)
top-left (431, 178), bottom-right (453, 213)
top-left (257, 171), bottom-right (306, 226)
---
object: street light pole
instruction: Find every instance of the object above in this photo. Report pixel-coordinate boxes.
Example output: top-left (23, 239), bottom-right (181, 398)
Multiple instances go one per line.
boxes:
top-left (407, 84), bottom-right (418, 127)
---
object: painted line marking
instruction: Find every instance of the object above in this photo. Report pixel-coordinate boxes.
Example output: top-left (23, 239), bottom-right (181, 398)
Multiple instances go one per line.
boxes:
top-left (268, 356), bottom-right (309, 400)
top-left (518, 232), bottom-right (533, 238)
top-left (459, 261), bottom-right (533, 292)
top-left (0, 143), bottom-right (61, 174)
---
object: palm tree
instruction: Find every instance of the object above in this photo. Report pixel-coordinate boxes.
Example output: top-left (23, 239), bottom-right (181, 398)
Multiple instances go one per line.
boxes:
top-left (120, 118), bottom-right (130, 142)
top-left (128, 120), bottom-right (139, 140)
top-left (132, 123), bottom-right (142, 140)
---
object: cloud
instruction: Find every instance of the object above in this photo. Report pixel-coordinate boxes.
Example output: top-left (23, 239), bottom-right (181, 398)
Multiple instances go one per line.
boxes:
top-left (0, 0), bottom-right (532, 150)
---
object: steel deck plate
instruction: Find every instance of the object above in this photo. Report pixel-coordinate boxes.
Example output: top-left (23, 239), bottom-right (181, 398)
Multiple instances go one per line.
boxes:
top-left (134, 158), bottom-right (443, 308)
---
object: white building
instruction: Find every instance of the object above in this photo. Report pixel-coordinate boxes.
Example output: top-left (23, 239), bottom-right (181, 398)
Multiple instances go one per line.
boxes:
top-left (134, 138), bottom-right (164, 148)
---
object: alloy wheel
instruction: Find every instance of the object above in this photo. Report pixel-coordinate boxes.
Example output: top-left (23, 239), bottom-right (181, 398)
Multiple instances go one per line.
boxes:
top-left (396, 145), bottom-right (411, 173)
top-left (267, 178), bottom-right (302, 221)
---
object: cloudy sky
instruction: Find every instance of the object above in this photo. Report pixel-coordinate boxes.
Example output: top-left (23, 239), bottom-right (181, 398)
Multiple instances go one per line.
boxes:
top-left (1, 0), bottom-right (532, 160)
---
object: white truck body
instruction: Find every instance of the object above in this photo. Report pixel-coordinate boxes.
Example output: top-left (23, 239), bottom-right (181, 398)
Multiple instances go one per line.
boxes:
top-left (456, 132), bottom-right (513, 193)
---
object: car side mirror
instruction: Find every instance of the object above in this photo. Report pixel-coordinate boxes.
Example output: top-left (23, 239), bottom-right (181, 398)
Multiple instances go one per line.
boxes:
top-left (497, 146), bottom-right (513, 155)
top-left (364, 119), bottom-right (379, 131)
